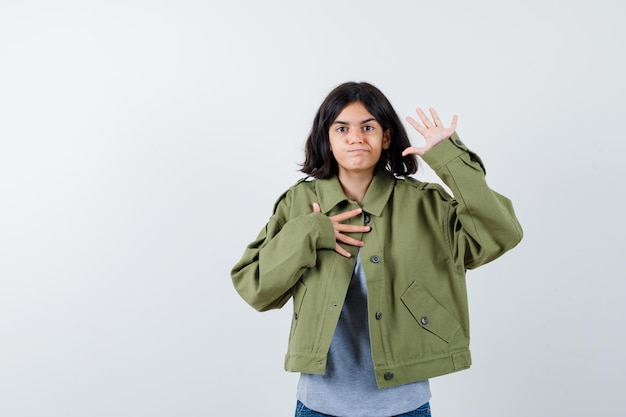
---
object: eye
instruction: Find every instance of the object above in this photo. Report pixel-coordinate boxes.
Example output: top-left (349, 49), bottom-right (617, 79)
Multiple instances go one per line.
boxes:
top-left (336, 126), bottom-right (347, 133)
top-left (363, 125), bottom-right (374, 132)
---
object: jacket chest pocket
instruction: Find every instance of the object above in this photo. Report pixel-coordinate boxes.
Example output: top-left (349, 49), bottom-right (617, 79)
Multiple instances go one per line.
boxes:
top-left (400, 281), bottom-right (460, 343)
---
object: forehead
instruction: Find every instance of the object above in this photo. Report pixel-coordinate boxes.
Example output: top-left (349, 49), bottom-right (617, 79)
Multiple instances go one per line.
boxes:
top-left (333, 101), bottom-right (376, 123)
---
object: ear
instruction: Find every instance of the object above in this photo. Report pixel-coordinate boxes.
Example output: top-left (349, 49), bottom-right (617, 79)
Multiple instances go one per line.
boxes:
top-left (382, 129), bottom-right (392, 149)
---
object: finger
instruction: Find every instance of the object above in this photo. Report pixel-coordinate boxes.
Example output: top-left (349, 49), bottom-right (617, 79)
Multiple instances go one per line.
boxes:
top-left (429, 108), bottom-right (442, 127)
top-left (449, 114), bottom-right (458, 132)
top-left (336, 233), bottom-right (365, 247)
top-left (405, 116), bottom-right (425, 135)
top-left (329, 207), bottom-right (363, 223)
top-left (335, 224), bottom-right (371, 233)
top-left (402, 146), bottom-right (427, 156)
top-left (335, 243), bottom-right (352, 258)
top-left (312, 202), bottom-right (321, 213)
top-left (416, 108), bottom-right (433, 128)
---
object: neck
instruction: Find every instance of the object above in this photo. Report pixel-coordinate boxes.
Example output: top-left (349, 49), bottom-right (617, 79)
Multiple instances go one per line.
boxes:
top-left (337, 170), bottom-right (374, 205)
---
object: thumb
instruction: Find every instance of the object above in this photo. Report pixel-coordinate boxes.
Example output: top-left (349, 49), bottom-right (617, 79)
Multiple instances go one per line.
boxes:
top-left (312, 202), bottom-right (321, 213)
top-left (402, 146), bottom-right (428, 157)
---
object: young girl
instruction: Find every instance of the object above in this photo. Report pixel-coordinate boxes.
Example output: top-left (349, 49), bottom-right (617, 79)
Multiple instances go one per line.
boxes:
top-left (231, 82), bottom-right (523, 417)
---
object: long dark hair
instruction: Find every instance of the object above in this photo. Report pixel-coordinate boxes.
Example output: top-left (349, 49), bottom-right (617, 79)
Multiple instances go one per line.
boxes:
top-left (301, 82), bottom-right (417, 179)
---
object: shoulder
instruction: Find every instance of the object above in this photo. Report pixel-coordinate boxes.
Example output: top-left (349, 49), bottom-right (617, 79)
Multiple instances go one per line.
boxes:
top-left (395, 176), bottom-right (453, 202)
top-left (271, 177), bottom-right (317, 213)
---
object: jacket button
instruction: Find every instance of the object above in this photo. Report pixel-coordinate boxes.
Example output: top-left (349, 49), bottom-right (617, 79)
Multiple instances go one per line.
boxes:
top-left (370, 255), bottom-right (380, 263)
top-left (420, 316), bottom-right (429, 325)
top-left (375, 312), bottom-right (383, 320)
top-left (364, 213), bottom-right (371, 224)
top-left (454, 138), bottom-right (464, 146)
top-left (384, 372), bottom-right (394, 380)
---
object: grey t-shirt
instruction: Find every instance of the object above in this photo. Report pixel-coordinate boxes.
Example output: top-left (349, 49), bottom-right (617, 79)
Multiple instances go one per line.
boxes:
top-left (297, 253), bottom-right (431, 417)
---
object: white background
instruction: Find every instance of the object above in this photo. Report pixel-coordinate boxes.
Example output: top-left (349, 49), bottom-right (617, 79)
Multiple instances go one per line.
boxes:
top-left (1, 1), bottom-right (624, 416)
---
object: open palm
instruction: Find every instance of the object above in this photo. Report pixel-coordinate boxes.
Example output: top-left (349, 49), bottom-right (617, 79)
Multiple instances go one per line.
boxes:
top-left (402, 108), bottom-right (458, 156)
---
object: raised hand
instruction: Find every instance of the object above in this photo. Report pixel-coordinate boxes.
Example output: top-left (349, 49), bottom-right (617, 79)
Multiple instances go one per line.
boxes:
top-left (402, 108), bottom-right (458, 156)
top-left (313, 202), bottom-right (370, 258)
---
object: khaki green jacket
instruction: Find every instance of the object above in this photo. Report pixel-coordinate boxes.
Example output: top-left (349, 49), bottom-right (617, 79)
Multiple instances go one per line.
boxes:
top-left (231, 135), bottom-right (523, 388)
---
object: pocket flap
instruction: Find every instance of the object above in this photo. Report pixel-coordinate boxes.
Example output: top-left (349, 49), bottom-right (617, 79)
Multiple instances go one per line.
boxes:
top-left (401, 282), bottom-right (461, 343)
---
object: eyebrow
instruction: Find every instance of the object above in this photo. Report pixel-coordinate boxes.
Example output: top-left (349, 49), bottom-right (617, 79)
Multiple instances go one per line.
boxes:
top-left (333, 118), bottom-right (377, 125)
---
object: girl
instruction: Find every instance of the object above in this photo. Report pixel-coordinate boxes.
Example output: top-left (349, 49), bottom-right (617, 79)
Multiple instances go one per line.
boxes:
top-left (231, 82), bottom-right (523, 417)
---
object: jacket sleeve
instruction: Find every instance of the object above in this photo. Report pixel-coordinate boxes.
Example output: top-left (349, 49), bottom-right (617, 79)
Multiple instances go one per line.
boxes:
top-left (421, 133), bottom-right (523, 270)
top-left (230, 189), bottom-right (337, 311)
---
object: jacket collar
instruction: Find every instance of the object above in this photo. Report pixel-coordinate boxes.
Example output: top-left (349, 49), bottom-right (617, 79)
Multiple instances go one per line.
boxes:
top-left (315, 170), bottom-right (395, 217)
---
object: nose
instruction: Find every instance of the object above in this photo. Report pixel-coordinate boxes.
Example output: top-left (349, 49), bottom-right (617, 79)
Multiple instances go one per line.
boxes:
top-left (348, 131), bottom-right (364, 144)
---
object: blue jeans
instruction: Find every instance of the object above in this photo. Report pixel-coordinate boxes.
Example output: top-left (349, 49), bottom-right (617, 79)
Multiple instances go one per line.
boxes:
top-left (294, 400), bottom-right (431, 417)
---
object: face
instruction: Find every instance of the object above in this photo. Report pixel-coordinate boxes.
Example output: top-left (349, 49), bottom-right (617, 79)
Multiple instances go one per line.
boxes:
top-left (328, 101), bottom-right (391, 178)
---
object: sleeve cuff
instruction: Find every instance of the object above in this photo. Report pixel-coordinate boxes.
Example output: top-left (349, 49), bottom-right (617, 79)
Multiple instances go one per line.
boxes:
top-left (309, 212), bottom-right (336, 249)
top-left (420, 132), bottom-right (467, 171)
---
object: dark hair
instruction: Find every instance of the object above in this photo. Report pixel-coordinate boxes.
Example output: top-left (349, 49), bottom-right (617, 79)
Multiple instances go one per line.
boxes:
top-left (301, 81), bottom-right (417, 179)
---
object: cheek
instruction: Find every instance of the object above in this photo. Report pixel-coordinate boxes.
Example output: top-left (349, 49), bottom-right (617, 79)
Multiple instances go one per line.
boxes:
top-left (326, 141), bottom-right (336, 158)
top-left (328, 137), bottom-right (338, 152)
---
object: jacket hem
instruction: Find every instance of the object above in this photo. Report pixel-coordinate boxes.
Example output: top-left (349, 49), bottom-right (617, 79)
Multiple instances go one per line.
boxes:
top-left (373, 349), bottom-right (472, 388)
top-left (284, 349), bottom-right (472, 388)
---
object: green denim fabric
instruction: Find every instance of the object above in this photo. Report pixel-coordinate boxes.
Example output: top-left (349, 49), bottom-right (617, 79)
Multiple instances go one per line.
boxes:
top-left (231, 134), bottom-right (523, 388)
